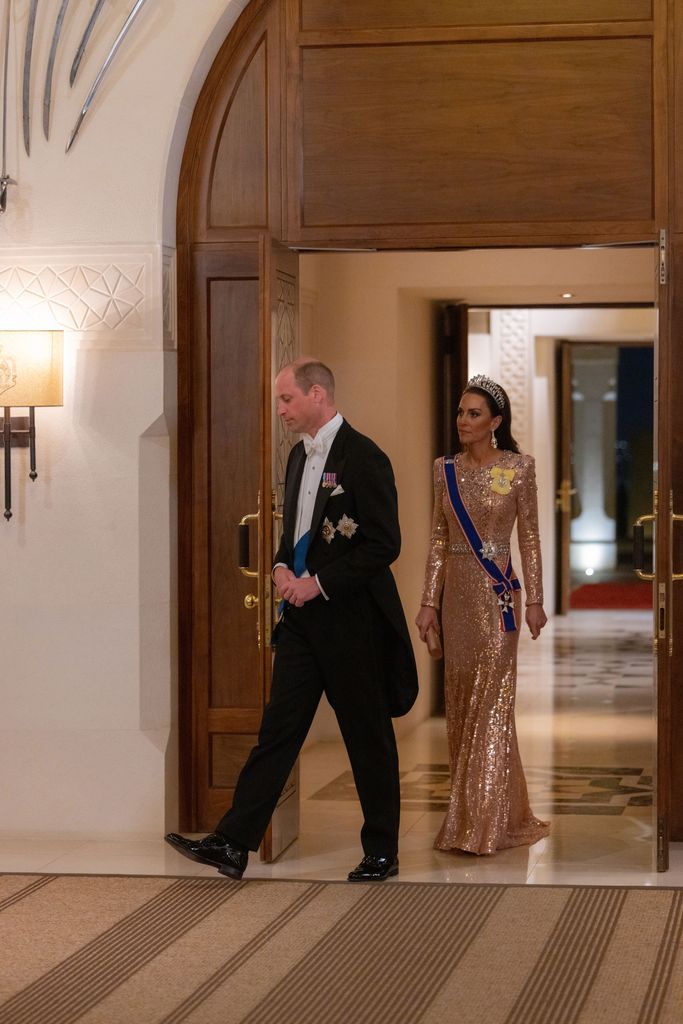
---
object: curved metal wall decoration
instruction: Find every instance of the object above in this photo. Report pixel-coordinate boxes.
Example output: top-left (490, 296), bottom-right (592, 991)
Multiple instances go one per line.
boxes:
top-left (66, 0), bottom-right (152, 153)
top-left (22, 0), bottom-right (39, 155)
top-left (43, 0), bottom-right (71, 140)
top-left (69, 0), bottom-right (106, 88)
top-left (1, 0), bottom-right (16, 211)
top-left (1, 0), bottom-right (155, 213)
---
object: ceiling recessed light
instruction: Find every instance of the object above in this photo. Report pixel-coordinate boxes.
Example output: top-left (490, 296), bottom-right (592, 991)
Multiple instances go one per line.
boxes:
top-left (561, 292), bottom-right (574, 299)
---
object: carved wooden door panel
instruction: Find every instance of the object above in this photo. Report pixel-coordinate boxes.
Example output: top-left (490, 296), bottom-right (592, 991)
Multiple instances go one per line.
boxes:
top-left (262, 240), bottom-right (300, 861)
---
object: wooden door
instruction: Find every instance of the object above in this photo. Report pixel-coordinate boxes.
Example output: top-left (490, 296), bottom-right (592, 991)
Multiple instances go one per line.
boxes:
top-left (179, 243), bottom-right (264, 831)
top-left (437, 303), bottom-right (468, 457)
top-left (178, 238), bottom-right (300, 858)
top-left (262, 240), bottom-right (301, 860)
top-left (176, 0), bottom-right (289, 841)
top-left (556, 342), bottom-right (574, 615)
top-left (655, 230), bottom-right (674, 869)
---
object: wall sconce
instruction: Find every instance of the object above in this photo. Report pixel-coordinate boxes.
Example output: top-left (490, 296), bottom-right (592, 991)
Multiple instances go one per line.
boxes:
top-left (0, 331), bottom-right (64, 521)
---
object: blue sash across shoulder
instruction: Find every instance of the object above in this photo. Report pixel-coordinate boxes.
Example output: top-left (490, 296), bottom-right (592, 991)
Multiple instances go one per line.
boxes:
top-left (443, 458), bottom-right (521, 633)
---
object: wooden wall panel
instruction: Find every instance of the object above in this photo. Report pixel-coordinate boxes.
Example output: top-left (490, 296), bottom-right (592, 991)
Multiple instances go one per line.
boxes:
top-left (177, 0), bottom-right (281, 244)
top-left (212, 735), bottom-right (260, 788)
top-left (301, 0), bottom-right (652, 31)
top-left (209, 276), bottom-right (262, 709)
top-left (210, 41), bottom-right (268, 227)
top-left (298, 38), bottom-right (652, 231)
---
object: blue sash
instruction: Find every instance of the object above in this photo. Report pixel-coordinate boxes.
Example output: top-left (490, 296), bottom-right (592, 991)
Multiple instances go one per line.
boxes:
top-left (443, 458), bottom-right (521, 632)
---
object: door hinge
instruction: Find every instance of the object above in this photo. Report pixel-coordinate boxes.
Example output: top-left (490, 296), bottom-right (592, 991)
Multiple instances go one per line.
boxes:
top-left (657, 816), bottom-right (668, 872)
top-left (659, 228), bottom-right (667, 285)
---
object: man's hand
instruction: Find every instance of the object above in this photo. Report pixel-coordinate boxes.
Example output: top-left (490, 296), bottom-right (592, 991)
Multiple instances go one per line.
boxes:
top-left (275, 568), bottom-right (321, 607)
top-left (525, 603), bottom-right (547, 640)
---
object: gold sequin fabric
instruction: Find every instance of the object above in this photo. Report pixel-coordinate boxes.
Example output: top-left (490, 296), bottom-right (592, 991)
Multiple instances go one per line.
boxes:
top-left (421, 452), bottom-right (549, 855)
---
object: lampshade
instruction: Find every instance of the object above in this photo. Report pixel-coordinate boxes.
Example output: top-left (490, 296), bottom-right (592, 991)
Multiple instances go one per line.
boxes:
top-left (0, 331), bottom-right (64, 407)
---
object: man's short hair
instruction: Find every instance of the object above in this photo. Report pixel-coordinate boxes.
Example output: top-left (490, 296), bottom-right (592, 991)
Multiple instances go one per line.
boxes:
top-left (291, 359), bottom-right (335, 400)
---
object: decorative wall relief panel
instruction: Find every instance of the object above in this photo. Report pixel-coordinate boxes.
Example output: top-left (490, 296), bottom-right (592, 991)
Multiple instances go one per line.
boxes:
top-left (0, 248), bottom-right (164, 350)
top-left (274, 269), bottom-right (298, 508)
top-left (493, 309), bottom-right (533, 455)
top-left (162, 247), bottom-right (177, 351)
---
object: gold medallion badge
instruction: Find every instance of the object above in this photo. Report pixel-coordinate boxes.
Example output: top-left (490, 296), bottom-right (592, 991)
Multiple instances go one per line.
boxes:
top-left (322, 517), bottom-right (335, 544)
top-left (490, 467), bottom-right (515, 495)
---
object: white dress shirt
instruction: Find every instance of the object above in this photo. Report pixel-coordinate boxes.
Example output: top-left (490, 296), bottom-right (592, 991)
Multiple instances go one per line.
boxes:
top-left (274, 412), bottom-right (344, 598)
top-left (295, 411), bottom-right (344, 549)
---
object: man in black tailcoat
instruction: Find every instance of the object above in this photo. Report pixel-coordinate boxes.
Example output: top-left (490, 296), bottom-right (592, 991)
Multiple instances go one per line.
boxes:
top-left (166, 358), bottom-right (418, 881)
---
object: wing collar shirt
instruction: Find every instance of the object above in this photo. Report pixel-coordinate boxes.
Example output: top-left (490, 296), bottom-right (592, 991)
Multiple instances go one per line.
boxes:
top-left (275, 412), bottom-right (343, 599)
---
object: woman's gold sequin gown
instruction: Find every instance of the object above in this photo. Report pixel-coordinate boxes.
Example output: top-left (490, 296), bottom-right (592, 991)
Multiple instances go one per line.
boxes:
top-left (421, 451), bottom-right (550, 855)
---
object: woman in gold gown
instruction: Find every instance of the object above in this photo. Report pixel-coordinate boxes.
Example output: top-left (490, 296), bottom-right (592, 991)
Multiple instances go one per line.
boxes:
top-left (416, 375), bottom-right (549, 855)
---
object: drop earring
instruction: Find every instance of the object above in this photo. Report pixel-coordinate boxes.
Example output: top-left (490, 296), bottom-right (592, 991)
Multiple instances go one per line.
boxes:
top-left (490, 429), bottom-right (498, 449)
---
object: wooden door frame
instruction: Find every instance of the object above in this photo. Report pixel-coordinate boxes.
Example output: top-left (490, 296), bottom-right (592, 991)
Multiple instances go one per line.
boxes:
top-left (176, 0), bottom-right (679, 865)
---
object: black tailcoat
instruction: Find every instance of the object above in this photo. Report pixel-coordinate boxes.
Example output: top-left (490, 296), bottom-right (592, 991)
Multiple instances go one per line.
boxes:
top-left (274, 420), bottom-right (418, 717)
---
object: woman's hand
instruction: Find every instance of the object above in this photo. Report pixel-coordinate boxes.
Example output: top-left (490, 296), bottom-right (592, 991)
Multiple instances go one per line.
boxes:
top-left (525, 603), bottom-right (547, 640)
top-left (415, 605), bottom-right (439, 642)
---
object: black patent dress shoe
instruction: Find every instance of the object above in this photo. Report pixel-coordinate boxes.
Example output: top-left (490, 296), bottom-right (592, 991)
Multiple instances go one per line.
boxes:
top-left (164, 832), bottom-right (248, 879)
top-left (347, 854), bottom-right (399, 882)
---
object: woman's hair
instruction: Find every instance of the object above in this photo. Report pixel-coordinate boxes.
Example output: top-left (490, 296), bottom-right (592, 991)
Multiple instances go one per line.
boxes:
top-left (463, 384), bottom-right (520, 453)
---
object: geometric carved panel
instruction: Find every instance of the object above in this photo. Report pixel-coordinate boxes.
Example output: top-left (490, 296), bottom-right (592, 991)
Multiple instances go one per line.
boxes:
top-left (495, 309), bottom-right (532, 455)
top-left (0, 264), bottom-right (145, 331)
top-left (274, 270), bottom-right (298, 509)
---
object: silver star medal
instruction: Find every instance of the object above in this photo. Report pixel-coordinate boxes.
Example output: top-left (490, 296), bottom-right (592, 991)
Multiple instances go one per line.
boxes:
top-left (322, 518), bottom-right (336, 544)
top-left (480, 541), bottom-right (496, 560)
top-left (336, 513), bottom-right (358, 539)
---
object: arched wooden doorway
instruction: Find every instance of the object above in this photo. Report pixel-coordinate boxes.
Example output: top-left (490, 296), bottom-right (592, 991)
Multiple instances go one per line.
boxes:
top-left (177, 0), bottom-right (683, 869)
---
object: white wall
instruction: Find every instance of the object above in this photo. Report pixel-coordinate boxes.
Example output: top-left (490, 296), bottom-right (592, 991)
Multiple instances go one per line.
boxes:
top-left (0, 0), bottom-right (247, 838)
top-left (299, 254), bottom-right (440, 743)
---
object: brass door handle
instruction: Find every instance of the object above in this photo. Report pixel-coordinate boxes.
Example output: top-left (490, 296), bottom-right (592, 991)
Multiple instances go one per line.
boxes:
top-left (633, 512), bottom-right (655, 581)
top-left (238, 511), bottom-right (259, 578)
top-left (555, 479), bottom-right (577, 514)
top-left (673, 511), bottom-right (683, 582)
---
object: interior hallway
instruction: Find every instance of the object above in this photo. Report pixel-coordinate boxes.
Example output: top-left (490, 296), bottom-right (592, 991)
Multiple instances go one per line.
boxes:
top-left (3, 609), bottom-right (680, 886)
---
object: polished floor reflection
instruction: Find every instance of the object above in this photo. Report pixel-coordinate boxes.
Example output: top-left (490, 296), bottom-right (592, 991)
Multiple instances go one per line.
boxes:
top-left (3, 611), bottom-right (680, 886)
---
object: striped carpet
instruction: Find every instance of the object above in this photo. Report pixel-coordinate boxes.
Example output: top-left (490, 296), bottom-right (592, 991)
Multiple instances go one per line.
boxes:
top-left (1, 875), bottom-right (683, 1024)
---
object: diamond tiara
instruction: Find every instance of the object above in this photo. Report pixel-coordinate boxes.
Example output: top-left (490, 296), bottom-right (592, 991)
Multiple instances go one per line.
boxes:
top-left (466, 374), bottom-right (505, 410)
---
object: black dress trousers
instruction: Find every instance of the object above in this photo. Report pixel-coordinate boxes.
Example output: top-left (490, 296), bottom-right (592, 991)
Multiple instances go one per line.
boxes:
top-left (215, 592), bottom-right (401, 857)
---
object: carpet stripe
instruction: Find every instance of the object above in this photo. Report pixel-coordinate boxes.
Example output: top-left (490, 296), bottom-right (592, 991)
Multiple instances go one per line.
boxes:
top-left (637, 890), bottom-right (683, 1024)
top-left (0, 880), bottom-right (231, 1018)
top-left (0, 875), bottom-right (55, 912)
top-left (241, 883), bottom-right (504, 1024)
top-left (0, 878), bottom-right (246, 1024)
top-left (505, 886), bottom-right (627, 1024)
top-left (158, 882), bottom-right (326, 1024)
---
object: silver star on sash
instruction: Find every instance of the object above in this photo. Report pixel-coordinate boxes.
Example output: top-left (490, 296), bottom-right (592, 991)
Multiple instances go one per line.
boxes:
top-left (480, 541), bottom-right (497, 560)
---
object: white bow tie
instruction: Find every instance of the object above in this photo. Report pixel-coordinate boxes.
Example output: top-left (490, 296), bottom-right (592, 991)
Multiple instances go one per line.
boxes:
top-left (303, 434), bottom-right (325, 457)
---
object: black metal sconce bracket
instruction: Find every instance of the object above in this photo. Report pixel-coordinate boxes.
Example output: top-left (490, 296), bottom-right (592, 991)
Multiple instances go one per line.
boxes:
top-left (1, 408), bottom-right (38, 521)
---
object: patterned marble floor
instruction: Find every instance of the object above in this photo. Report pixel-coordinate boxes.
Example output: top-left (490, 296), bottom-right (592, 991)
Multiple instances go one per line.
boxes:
top-left (3, 610), bottom-right (678, 886)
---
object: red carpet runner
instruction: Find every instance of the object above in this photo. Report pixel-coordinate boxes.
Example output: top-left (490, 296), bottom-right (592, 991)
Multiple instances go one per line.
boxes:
top-left (570, 582), bottom-right (652, 609)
